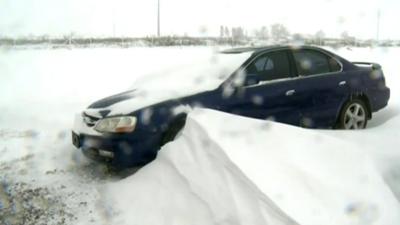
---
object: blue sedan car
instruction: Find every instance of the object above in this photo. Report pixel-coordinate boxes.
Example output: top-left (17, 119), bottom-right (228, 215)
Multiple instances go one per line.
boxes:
top-left (72, 45), bottom-right (390, 168)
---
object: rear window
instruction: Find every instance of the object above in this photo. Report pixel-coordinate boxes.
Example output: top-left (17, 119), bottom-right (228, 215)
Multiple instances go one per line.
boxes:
top-left (293, 49), bottom-right (341, 76)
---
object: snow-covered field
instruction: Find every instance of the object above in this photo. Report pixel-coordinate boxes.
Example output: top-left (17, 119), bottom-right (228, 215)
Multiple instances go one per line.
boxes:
top-left (0, 46), bottom-right (399, 225)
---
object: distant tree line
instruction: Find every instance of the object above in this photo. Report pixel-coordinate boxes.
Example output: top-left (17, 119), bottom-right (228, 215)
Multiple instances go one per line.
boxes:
top-left (219, 23), bottom-right (291, 43)
top-left (1, 24), bottom-right (399, 48)
top-left (217, 23), bottom-right (398, 47)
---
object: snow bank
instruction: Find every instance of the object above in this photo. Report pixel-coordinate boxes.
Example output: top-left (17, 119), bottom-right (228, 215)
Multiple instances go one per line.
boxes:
top-left (106, 109), bottom-right (400, 225)
top-left (192, 109), bottom-right (400, 225)
top-left (104, 111), bottom-right (298, 225)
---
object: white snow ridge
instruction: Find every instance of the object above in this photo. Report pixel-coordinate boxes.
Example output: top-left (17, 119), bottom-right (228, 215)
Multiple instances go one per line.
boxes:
top-left (105, 110), bottom-right (299, 225)
top-left (105, 109), bottom-right (400, 225)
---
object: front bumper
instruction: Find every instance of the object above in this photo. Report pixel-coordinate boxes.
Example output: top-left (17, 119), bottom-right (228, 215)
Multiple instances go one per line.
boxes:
top-left (72, 113), bottom-right (161, 168)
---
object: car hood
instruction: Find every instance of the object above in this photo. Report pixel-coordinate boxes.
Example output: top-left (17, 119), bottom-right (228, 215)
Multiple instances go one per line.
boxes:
top-left (86, 87), bottom-right (209, 117)
top-left (88, 90), bottom-right (136, 109)
top-left (84, 51), bottom-right (252, 118)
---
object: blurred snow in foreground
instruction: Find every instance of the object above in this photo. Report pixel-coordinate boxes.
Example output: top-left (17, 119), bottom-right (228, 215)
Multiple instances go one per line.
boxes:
top-left (0, 46), bottom-right (399, 225)
top-left (105, 108), bottom-right (400, 225)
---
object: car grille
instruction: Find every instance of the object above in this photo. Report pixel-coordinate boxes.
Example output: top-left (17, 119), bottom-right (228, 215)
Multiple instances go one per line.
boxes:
top-left (83, 113), bottom-right (100, 127)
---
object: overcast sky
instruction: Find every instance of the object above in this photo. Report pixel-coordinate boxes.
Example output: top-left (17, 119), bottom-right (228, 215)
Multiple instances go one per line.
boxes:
top-left (1, 0), bottom-right (399, 39)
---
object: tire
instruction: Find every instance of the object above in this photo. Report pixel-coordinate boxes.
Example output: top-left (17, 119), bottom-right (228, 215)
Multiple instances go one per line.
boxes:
top-left (160, 115), bottom-right (187, 146)
top-left (337, 99), bottom-right (369, 130)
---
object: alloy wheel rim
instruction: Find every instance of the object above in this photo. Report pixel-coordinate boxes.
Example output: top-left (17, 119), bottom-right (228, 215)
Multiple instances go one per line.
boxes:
top-left (344, 103), bottom-right (366, 129)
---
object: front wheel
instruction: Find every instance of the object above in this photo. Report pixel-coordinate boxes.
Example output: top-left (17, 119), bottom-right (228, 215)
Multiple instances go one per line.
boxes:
top-left (337, 99), bottom-right (369, 130)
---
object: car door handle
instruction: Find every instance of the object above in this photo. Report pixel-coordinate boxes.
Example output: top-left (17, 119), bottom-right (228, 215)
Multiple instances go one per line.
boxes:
top-left (338, 81), bottom-right (347, 86)
top-left (286, 90), bottom-right (296, 96)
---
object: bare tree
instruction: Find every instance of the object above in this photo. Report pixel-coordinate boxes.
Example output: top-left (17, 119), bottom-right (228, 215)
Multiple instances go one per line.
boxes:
top-left (315, 30), bottom-right (325, 45)
top-left (231, 27), bottom-right (245, 41)
top-left (341, 31), bottom-right (356, 45)
top-left (270, 23), bottom-right (290, 43)
top-left (292, 33), bottom-right (305, 43)
top-left (256, 26), bottom-right (269, 40)
top-left (220, 26), bottom-right (225, 38)
top-left (224, 27), bottom-right (230, 37)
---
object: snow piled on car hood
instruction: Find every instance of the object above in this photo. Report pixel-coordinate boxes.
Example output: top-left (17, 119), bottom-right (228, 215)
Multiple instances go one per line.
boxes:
top-left (91, 52), bottom-right (251, 116)
top-left (105, 109), bottom-right (400, 225)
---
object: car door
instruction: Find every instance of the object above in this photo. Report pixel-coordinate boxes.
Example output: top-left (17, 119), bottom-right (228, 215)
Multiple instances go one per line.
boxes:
top-left (223, 50), bottom-right (302, 126)
top-left (290, 48), bottom-right (350, 128)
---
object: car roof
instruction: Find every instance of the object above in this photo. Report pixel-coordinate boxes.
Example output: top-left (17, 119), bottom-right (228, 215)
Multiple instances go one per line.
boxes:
top-left (221, 45), bottom-right (324, 55)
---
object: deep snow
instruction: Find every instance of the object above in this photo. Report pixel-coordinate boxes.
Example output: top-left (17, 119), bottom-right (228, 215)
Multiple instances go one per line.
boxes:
top-left (1, 46), bottom-right (400, 225)
top-left (104, 113), bottom-right (299, 225)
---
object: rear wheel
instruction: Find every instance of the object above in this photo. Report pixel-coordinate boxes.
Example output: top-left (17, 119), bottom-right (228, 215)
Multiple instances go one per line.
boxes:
top-left (337, 99), bottom-right (369, 130)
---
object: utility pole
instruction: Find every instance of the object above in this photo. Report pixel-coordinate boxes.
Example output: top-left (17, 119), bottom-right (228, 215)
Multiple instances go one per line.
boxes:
top-left (157, 0), bottom-right (161, 37)
top-left (112, 5), bottom-right (116, 37)
top-left (376, 9), bottom-right (381, 44)
top-left (112, 19), bottom-right (116, 37)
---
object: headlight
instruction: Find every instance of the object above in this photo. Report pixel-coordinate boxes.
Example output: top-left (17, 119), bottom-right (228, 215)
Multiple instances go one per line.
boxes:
top-left (94, 116), bottom-right (137, 133)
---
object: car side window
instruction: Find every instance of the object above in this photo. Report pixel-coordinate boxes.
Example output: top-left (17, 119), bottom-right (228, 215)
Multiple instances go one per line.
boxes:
top-left (293, 49), bottom-right (341, 76)
top-left (328, 57), bottom-right (341, 72)
top-left (245, 51), bottom-right (291, 84)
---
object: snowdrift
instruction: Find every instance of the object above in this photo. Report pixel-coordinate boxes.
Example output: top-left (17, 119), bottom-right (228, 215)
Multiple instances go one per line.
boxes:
top-left (104, 110), bottom-right (298, 225)
top-left (106, 109), bottom-right (400, 225)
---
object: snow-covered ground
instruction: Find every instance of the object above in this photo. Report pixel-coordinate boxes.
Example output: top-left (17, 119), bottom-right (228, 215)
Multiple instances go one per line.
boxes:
top-left (0, 46), bottom-right (399, 225)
